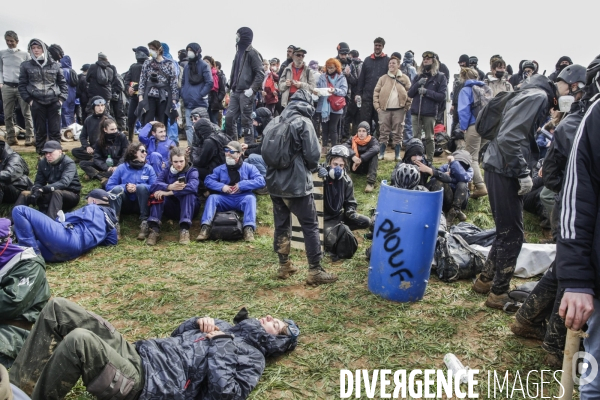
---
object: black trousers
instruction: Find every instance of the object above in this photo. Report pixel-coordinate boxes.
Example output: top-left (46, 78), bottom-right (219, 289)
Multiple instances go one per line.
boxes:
top-left (142, 97), bottom-right (167, 125)
top-left (31, 100), bottom-right (62, 155)
top-left (271, 194), bottom-right (322, 267)
top-left (79, 161), bottom-right (113, 181)
top-left (429, 179), bottom-right (469, 212)
top-left (480, 170), bottom-right (524, 294)
top-left (350, 156), bottom-right (378, 185)
top-left (110, 99), bottom-right (126, 131)
top-left (14, 190), bottom-right (80, 220)
top-left (0, 183), bottom-right (22, 204)
top-left (344, 100), bottom-right (360, 136)
top-left (71, 147), bottom-right (93, 162)
top-left (321, 113), bottom-right (342, 147)
top-left (127, 96), bottom-right (139, 141)
top-left (359, 100), bottom-right (379, 136)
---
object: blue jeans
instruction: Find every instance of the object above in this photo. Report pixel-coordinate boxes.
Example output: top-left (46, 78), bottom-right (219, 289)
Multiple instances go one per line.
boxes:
top-left (245, 154), bottom-right (267, 178)
top-left (109, 185), bottom-right (150, 220)
top-left (403, 109), bottom-right (413, 145)
top-left (581, 297), bottom-right (600, 399)
top-left (61, 103), bottom-right (76, 127)
top-left (201, 193), bottom-right (256, 229)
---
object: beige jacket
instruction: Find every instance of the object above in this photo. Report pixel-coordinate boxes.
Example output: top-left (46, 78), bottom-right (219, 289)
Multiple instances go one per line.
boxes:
top-left (278, 63), bottom-right (316, 107)
top-left (373, 71), bottom-right (412, 111)
top-left (484, 73), bottom-right (514, 97)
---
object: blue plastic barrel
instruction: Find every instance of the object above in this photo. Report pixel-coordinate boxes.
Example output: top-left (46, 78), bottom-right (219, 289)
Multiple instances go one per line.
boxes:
top-left (368, 181), bottom-right (443, 302)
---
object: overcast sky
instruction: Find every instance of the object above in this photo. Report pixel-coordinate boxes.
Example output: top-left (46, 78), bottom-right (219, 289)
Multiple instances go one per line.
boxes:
top-left (2, 0), bottom-right (596, 79)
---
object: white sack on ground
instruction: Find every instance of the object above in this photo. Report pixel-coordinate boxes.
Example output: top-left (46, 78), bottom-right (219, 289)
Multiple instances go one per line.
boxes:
top-left (470, 243), bottom-right (556, 278)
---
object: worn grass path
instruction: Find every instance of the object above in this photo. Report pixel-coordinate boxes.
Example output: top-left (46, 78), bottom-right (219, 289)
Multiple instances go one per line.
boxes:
top-left (7, 150), bottom-right (566, 399)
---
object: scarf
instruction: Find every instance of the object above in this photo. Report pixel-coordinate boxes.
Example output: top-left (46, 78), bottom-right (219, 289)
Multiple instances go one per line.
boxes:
top-left (324, 177), bottom-right (345, 217)
top-left (352, 135), bottom-right (372, 157)
top-left (189, 59), bottom-right (204, 85)
top-left (370, 52), bottom-right (387, 59)
top-left (321, 74), bottom-right (340, 123)
top-left (128, 160), bottom-right (145, 170)
top-left (227, 158), bottom-right (243, 186)
top-left (211, 67), bottom-right (219, 92)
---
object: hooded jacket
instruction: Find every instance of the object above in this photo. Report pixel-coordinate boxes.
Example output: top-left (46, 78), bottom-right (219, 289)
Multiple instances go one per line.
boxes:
top-left (18, 39), bottom-right (68, 105)
top-left (79, 96), bottom-right (113, 148)
top-left (323, 174), bottom-right (358, 221)
top-left (230, 28), bottom-right (264, 93)
top-left (135, 317), bottom-right (295, 399)
top-left (457, 80), bottom-right (485, 130)
top-left (407, 59), bottom-right (448, 117)
top-left (33, 155), bottom-right (81, 194)
top-left (180, 43), bottom-right (213, 109)
top-left (86, 59), bottom-right (119, 102)
top-left (123, 58), bottom-right (147, 97)
top-left (484, 72), bottom-right (514, 97)
top-left (278, 62), bottom-right (316, 107)
top-left (192, 121), bottom-right (229, 181)
top-left (59, 56), bottom-right (77, 107)
top-left (0, 142), bottom-right (33, 191)
top-left (548, 56), bottom-right (573, 83)
top-left (482, 74), bottom-right (556, 178)
top-left (438, 150), bottom-right (474, 190)
top-left (265, 90), bottom-right (321, 198)
top-left (508, 60), bottom-right (527, 88)
top-left (373, 71), bottom-right (412, 111)
top-left (356, 53), bottom-right (390, 102)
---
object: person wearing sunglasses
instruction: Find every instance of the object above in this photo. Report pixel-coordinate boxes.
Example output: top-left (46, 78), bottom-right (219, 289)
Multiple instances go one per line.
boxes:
top-left (106, 143), bottom-right (157, 240)
top-left (278, 47), bottom-right (314, 108)
top-left (407, 51), bottom-right (448, 163)
top-left (9, 298), bottom-right (299, 400)
top-left (71, 96), bottom-right (113, 162)
top-left (197, 141), bottom-right (265, 242)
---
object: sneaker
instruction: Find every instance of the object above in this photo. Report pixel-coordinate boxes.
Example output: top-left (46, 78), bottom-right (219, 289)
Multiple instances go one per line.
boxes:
top-left (146, 230), bottom-right (160, 246)
top-left (243, 226), bottom-right (255, 242)
top-left (458, 211), bottom-right (467, 222)
top-left (277, 260), bottom-right (299, 279)
top-left (472, 274), bottom-right (493, 294)
top-left (364, 183), bottom-right (374, 193)
top-left (7, 138), bottom-right (20, 146)
top-left (306, 268), bottom-right (338, 285)
top-left (471, 183), bottom-right (488, 199)
top-left (196, 224), bottom-right (211, 241)
top-left (510, 317), bottom-right (546, 340)
top-left (253, 186), bottom-right (269, 195)
top-left (137, 220), bottom-right (149, 240)
top-left (179, 229), bottom-right (190, 244)
top-left (485, 292), bottom-right (512, 310)
top-left (378, 154), bottom-right (384, 160)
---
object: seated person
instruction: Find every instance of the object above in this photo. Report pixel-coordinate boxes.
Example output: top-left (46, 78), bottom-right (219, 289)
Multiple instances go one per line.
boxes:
top-left (9, 298), bottom-right (299, 400)
top-left (197, 141), bottom-right (265, 242)
top-left (0, 218), bottom-right (50, 368)
top-left (14, 141), bottom-right (81, 220)
top-left (415, 150), bottom-right (473, 225)
top-left (137, 121), bottom-right (176, 175)
top-left (242, 107), bottom-right (273, 184)
top-left (251, 106), bottom-right (273, 141)
top-left (147, 148), bottom-right (201, 246)
top-left (79, 118), bottom-right (129, 186)
top-left (191, 119), bottom-right (229, 185)
top-left (399, 138), bottom-right (435, 187)
top-left (0, 140), bottom-right (33, 206)
top-left (71, 97), bottom-right (113, 162)
top-left (106, 143), bottom-right (157, 240)
top-left (12, 189), bottom-right (118, 263)
top-left (343, 121), bottom-right (380, 193)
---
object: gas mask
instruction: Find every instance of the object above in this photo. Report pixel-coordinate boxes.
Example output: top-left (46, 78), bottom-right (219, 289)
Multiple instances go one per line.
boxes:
top-left (328, 166), bottom-right (345, 180)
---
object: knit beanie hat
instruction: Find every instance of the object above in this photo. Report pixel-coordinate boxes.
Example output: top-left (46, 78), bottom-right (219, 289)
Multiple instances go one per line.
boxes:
top-left (458, 54), bottom-right (470, 64)
top-left (357, 121), bottom-right (370, 134)
top-left (98, 52), bottom-right (108, 61)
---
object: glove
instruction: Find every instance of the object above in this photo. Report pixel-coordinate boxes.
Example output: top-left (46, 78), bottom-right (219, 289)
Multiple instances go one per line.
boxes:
top-left (57, 210), bottom-right (66, 223)
top-left (418, 78), bottom-right (427, 86)
top-left (244, 88), bottom-right (254, 98)
top-left (317, 166), bottom-right (328, 178)
top-left (28, 191), bottom-right (40, 206)
top-left (41, 186), bottom-right (52, 194)
top-left (418, 87), bottom-right (427, 96)
top-left (518, 176), bottom-right (533, 195)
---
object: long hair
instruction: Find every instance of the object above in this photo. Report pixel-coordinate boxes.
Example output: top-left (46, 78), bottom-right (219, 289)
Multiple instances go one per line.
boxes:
top-left (417, 57), bottom-right (440, 75)
top-left (125, 142), bottom-right (145, 163)
top-left (325, 58), bottom-right (342, 74)
top-left (203, 55), bottom-right (215, 68)
top-left (96, 117), bottom-right (116, 150)
top-left (459, 67), bottom-right (478, 81)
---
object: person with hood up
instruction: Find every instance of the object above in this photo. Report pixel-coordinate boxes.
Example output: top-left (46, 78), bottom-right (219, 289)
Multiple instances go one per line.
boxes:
top-left (58, 55), bottom-right (77, 127)
top-left (71, 97), bottom-right (113, 162)
top-left (242, 107), bottom-right (272, 181)
top-left (400, 51), bottom-right (417, 145)
top-left (226, 27), bottom-right (265, 142)
top-left (9, 298), bottom-right (299, 400)
top-left (373, 53), bottom-right (412, 161)
top-left (468, 56), bottom-right (485, 81)
top-left (0, 218), bottom-right (50, 369)
top-left (315, 58), bottom-right (348, 151)
top-left (278, 47), bottom-right (315, 108)
top-left (400, 138), bottom-right (434, 187)
top-left (265, 89), bottom-right (338, 285)
top-left (191, 118), bottom-right (230, 185)
top-left (137, 121), bottom-right (176, 175)
top-left (180, 42), bottom-right (213, 146)
top-left (457, 67), bottom-right (489, 198)
top-left (18, 39), bottom-right (68, 155)
top-left (0, 140), bottom-right (32, 205)
top-left (147, 147), bottom-right (200, 246)
top-left (548, 56), bottom-right (573, 83)
top-left (1, 30), bottom-right (34, 146)
top-left (124, 46), bottom-right (149, 141)
top-left (342, 121), bottom-right (380, 192)
top-left (473, 74), bottom-right (559, 309)
top-left (509, 60), bottom-right (536, 90)
top-left (76, 64), bottom-right (90, 122)
top-left (106, 143), bottom-right (157, 240)
top-left (484, 58), bottom-right (513, 97)
top-left (344, 50), bottom-right (363, 136)
top-left (196, 141), bottom-right (265, 242)
top-left (407, 51), bottom-right (448, 163)
top-left (12, 189), bottom-right (118, 263)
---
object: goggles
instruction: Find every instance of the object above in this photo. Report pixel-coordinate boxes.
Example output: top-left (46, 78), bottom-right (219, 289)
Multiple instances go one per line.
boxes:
top-left (93, 99), bottom-right (106, 106)
top-left (284, 319), bottom-right (300, 339)
top-left (422, 51), bottom-right (435, 59)
top-left (329, 145), bottom-right (350, 158)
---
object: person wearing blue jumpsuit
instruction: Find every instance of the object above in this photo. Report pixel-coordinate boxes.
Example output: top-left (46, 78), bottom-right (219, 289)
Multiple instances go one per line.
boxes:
top-left (137, 121), bottom-right (176, 175)
top-left (11, 189), bottom-right (118, 263)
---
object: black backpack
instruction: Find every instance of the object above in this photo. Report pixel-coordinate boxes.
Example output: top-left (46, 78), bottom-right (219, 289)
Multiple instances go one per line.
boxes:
top-left (96, 65), bottom-right (114, 87)
top-left (325, 222), bottom-right (358, 259)
top-left (67, 68), bottom-right (78, 87)
top-left (208, 131), bottom-right (230, 165)
top-left (209, 211), bottom-right (243, 240)
top-left (474, 90), bottom-right (517, 140)
top-left (433, 231), bottom-right (485, 282)
top-left (261, 115), bottom-right (299, 169)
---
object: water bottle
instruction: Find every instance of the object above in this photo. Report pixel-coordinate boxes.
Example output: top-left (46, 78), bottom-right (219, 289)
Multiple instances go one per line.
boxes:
top-left (106, 155), bottom-right (114, 168)
top-left (356, 96), bottom-right (362, 108)
top-left (443, 353), bottom-right (469, 384)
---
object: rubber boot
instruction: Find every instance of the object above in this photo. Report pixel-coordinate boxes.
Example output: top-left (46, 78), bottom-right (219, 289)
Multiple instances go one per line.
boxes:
top-left (471, 183), bottom-right (488, 199)
top-left (394, 144), bottom-right (401, 161)
top-left (378, 144), bottom-right (386, 160)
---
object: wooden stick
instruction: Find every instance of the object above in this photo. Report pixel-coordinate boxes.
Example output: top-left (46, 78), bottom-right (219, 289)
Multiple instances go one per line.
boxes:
top-left (558, 329), bottom-right (584, 400)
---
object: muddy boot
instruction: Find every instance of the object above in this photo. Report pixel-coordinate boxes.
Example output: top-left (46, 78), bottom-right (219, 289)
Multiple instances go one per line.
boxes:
top-left (306, 267), bottom-right (338, 285)
top-left (146, 229), bottom-right (160, 246)
top-left (485, 292), bottom-right (512, 310)
top-left (543, 352), bottom-right (563, 369)
top-left (472, 274), bottom-right (493, 294)
top-left (243, 226), bottom-right (255, 242)
top-left (196, 224), bottom-right (211, 241)
top-left (471, 183), bottom-right (488, 199)
top-left (277, 260), bottom-right (298, 279)
top-left (7, 137), bottom-right (20, 146)
top-left (510, 315), bottom-right (546, 340)
top-left (365, 183), bottom-right (374, 193)
top-left (446, 208), bottom-right (458, 226)
top-left (25, 137), bottom-right (34, 146)
top-left (179, 229), bottom-right (190, 245)
top-left (458, 211), bottom-right (467, 222)
top-left (137, 220), bottom-right (149, 240)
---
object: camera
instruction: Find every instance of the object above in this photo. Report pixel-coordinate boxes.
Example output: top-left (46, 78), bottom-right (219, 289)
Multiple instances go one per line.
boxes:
top-left (150, 73), bottom-right (159, 83)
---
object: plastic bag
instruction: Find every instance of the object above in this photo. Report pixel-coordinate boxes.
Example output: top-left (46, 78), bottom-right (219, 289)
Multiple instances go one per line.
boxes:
top-left (449, 222), bottom-right (496, 247)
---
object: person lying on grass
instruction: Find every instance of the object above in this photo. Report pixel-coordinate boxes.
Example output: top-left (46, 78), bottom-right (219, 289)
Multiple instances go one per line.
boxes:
top-left (9, 298), bottom-right (299, 400)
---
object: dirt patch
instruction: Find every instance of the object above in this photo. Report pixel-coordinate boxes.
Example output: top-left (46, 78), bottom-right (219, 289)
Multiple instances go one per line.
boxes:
top-left (257, 226), bottom-right (274, 237)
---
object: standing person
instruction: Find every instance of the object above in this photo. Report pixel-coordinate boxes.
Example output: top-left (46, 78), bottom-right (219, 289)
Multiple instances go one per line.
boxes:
top-left (203, 55), bottom-right (226, 126)
top-left (315, 59), bottom-right (348, 151)
top-left (335, 42), bottom-right (352, 140)
top-left (277, 45), bottom-right (296, 77)
top-left (71, 96), bottom-right (112, 162)
top-left (261, 58), bottom-right (279, 114)
top-left (473, 75), bottom-right (558, 308)
top-left (449, 55), bottom-right (470, 134)
top-left (401, 51), bottom-right (418, 146)
top-left (278, 47), bottom-right (314, 108)
top-left (226, 27), bottom-right (264, 142)
top-left (180, 42), bottom-right (213, 146)
top-left (407, 51), bottom-right (448, 163)
top-left (345, 50), bottom-right (363, 136)
top-left (137, 41), bottom-right (179, 126)
top-left (77, 64), bottom-right (90, 123)
top-left (123, 46), bottom-right (149, 141)
top-left (373, 54), bottom-right (411, 161)
top-left (356, 37), bottom-right (389, 134)
top-left (18, 39), bottom-right (68, 155)
top-left (86, 53), bottom-right (117, 103)
top-left (548, 56), bottom-right (572, 82)
top-left (265, 90), bottom-right (338, 285)
top-left (468, 56), bottom-right (486, 81)
top-left (59, 55), bottom-right (77, 127)
top-left (214, 61), bottom-right (227, 127)
top-left (484, 58), bottom-right (514, 97)
top-left (0, 30), bottom-right (34, 146)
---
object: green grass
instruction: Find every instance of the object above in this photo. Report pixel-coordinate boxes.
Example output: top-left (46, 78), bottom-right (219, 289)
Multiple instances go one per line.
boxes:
top-left (6, 151), bottom-right (567, 400)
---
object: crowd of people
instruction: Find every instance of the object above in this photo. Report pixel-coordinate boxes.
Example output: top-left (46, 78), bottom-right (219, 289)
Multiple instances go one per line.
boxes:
top-left (2, 25), bottom-right (600, 399)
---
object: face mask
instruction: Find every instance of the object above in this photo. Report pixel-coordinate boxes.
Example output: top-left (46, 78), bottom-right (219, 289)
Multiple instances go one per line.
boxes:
top-left (328, 166), bottom-right (345, 180)
top-left (495, 71), bottom-right (504, 79)
top-left (424, 64), bottom-right (432, 71)
top-left (187, 51), bottom-right (195, 60)
top-left (558, 64), bottom-right (568, 71)
top-left (226, 157), bottom-right (237, 166)
top-left (149, 50), bottom-right (157, 58)
top-left (558, 95), bottom-right (575, 112)
top-left (170, 166), bottom-right (178, 174)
